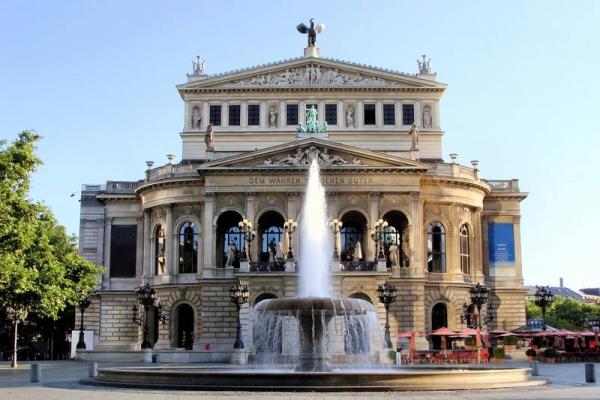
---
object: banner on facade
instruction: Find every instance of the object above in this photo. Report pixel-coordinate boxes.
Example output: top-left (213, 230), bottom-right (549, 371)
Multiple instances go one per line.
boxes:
top-left (488, 223), bottom-right (515, 275)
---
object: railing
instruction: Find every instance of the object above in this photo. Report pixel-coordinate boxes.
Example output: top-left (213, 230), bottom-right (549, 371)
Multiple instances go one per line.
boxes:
top-left (340, 261), bottom-right (377, 271)
top-left (250, 260), bottom-right (287, 272)
top-left (426, 163), bottom-right (477, 179)
top-left (484, 179), bottom-right (520, 192)
top-left (105, 180), bottom-right (139, 194)
top-left (146, 163), bottom-right (203, 181)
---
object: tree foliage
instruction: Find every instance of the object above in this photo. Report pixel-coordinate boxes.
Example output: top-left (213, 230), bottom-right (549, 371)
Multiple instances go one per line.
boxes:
top-left (0, 131), bottom-right (103, 322)
top-left (526, 297), bottom-right (600, 331)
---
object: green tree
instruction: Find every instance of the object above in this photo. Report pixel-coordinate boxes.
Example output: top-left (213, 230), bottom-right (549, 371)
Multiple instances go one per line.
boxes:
top-left (526, 297), bottom-right (600, 331)
top-left (0, 131), bottom-right (103, 367)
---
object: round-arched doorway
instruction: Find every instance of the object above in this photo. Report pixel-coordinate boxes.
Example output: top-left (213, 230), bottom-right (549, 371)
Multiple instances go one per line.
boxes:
top-left (174, 304), bottom-right (195, 350)
top-left (431, 302), bottom-right (448, 350)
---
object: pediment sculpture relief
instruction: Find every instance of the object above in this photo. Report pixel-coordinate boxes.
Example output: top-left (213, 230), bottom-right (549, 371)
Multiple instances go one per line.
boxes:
top-left (263, 145), bottom-right (362, 167)
top-left (232, 65), bottom-right (396, 87)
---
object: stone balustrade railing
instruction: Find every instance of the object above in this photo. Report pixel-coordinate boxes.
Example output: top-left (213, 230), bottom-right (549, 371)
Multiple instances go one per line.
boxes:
top-left (105, 180), bottom-right (139, 194)
top-left (484, 179), bottom-right (520, 192)
top-left (426, 163), bottom-right (478, 180)
top-left (146, 163), bottom-right (203, 181)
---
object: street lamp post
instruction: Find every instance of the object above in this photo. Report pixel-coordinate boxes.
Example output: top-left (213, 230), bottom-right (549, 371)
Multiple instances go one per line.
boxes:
top-left (370, 219), bottom-right (388, 262)
top-left (229, 284), bottom-right (250, 349)
top-left (534, 286), bottom-right (554, 330)
top-left (377, 282), bottom-right (397, 349)
top-left (238, 219), bottom-right (256, 262)
top-left (468, 283), bottom-right (490, 328)
top-left (329, 218), bottom-right (343, 260)
top-left (284, 218), bottom-right (298, 260)
top-left (132, 283), bottom-right (157, 349)
top-left (76, 295), bottom-right (92, 349)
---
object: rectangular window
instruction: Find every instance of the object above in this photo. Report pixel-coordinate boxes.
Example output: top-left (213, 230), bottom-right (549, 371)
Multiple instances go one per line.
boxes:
top-left (110, 225), bottom-right (137, 277)
top-left (383, 104), bottom-right (396, 125)
top-left (325, 104), bottom-right (337, 125)
top-left (363, 103), bottom-right (376, 125)
top-left (209, 105), bottom-right (222, 126)
top-left (402, 104), bottom-right (415, 125)
top-left (286, 104), bottom-right (298, 125)
top-left (247, 104), bottom-right (260, 126)
top-left (228, 104), bottom-right (240, 126)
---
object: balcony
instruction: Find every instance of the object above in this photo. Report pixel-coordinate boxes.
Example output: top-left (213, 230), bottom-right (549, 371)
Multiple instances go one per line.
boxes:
top-left (250, 260), bottom-right (287, 272)
top-left (484, 179), bottom-right (520, 192)
top-left (146, 163), bottom-right (203, 182)
top-left (426, 163), bottom-right (478, 180)
top-left (340, 261), bottom-right (377, 271)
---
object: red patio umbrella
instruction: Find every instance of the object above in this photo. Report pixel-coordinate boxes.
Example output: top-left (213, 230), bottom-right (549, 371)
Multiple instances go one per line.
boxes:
top-left (476, 327), bottom-right (483, 348)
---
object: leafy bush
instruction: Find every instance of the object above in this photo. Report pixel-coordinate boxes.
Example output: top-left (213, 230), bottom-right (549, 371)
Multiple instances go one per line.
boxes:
top-left (388, 350), bottom-right (397, 361)
top-left (543, 347), bottom-right (557, 358)
top-left (525, 349), bottom-right (537, 357)
top-left (493, 347), bottom-right (505, 359)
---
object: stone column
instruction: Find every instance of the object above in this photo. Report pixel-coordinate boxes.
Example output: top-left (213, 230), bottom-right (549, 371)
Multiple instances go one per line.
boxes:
top-left (142, 210), bottom-right (151, 278)
top-left (395, 101), bottom-right (402, 128)
top-left (337, 101), bottom-right (344, 127)
top-left (246, 192), bottom-right (256, 261)
top-left (203, 193), bottom-right (215, 274)
top-left (299, 102), bottom-right (306, 125)
top-left (409, 192), bottom-right (424, 277)
top-left (165, 204), bottom-right (174, 277)
top-left (241, 102), bottom-right (248, 128)
top-left (103, 217), bottom-right (112, 290)
top-left (202, 102), bottom-right (209, 130)
top-left (96, 217), bottom-right (105, 284)
top-left (278, 101), bottom-right (286, 128)
top-left (433, 101), bottom-right (440, 129)
top-left (184, 101), bottom-right (191, 131)
top-left (318, 102), bottom-right (325, 124)
top-left (415, 101), bottom-right (422, 128)
top-left (287, 192), bottom-right (298, 220)
top-left (222, 102), bottom-right (229, 128)
top-left (260, 101), bottom-right (267, 129)
top-left (356, 101), bottom-right (363, 128)
top-left (367, 192), bottom-right (380, 261)
top-left (375, 101), bottom-right (383, 128)
top-left (472, 208), bottom-right (484, 280)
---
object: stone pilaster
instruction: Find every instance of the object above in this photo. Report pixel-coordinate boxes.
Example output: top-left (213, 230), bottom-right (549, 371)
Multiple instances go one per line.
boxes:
top-left (103, 217), bottom-right (112, 289)
top-left (246, 192), bottom-right (256, 261)
top-left (142, 210), bottom-right (151, 279)
top-left (203, 193), bottom-right (215, 272)
top-left (367, 192), bottom-right (380, 261)
top-left (410, 192), bottom-right (424, 277)
top-left (165, 204), bottom-right (174, 276)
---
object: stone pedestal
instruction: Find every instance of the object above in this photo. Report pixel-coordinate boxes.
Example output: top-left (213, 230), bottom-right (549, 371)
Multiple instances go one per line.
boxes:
top-left (142, 349), bottom-right (153, 363)
top-left (304, 46), bottom-right (320, 58)
top-left (230, 349), bottom-right (249, 365)
top-left (376, 260), bottom-right (388, 272)
top-left (285, 260), bottom-right (295, 272)
top-left (239, 261), bottom-right (249, 272)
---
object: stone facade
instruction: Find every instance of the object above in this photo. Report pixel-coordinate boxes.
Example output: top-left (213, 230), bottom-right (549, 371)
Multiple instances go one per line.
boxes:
top-left (77, 46), bottom-right (528, 361)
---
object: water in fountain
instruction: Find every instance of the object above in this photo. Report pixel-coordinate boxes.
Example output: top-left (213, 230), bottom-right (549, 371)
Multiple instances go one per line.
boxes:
top-left (299, 159), bottom-right (331, 297)
top-left (253, 158), bottom-right (382, 371)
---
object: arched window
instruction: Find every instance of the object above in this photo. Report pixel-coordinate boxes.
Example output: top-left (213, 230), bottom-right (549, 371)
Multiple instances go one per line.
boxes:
top-left (216, 211), bottom-right (245, 268)
top-left (460, 224), bottom-right (470, 274)
top-left (427, 222), bottom-right (446, 273)
top-left (154, 225), bottom-right (165, 275)
top-left (340, 211), bottom-right (367, 261)
top-left (382, 211), bottom-right (409, 268)
top-left (178, 222), bottom-right (199, 273)
top-left (258, 211), bottom-right (285, 262)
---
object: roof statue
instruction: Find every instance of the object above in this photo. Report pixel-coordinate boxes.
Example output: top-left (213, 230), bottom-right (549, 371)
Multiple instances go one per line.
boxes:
top-left (187, 56), bottom-right (207, 82)
top-left (417, 54), bottom-right (431, 74)
top-left (297, 18), bottom-right (325, 48)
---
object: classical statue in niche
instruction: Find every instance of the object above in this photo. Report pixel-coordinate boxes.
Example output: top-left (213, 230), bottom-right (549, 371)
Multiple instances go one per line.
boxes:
top-left (345, 106), bottom-right (355, 128)
top-left (191, 107), bottom-right (201, 129)
top-left (354, 241), bottom-right (363, 261)
top-left (268, 107), bottom-right (278, 128)
top-left (226, 242), bottom-right (237, 267)
top-left (408, 123), bottom-right (419, 151)
top-left (401, 228), bottom-right (410, 268)
top-left (205, 123), bottom-right (215, 152)
top-left (388, 243), bottom-right (400, 268)
top-left (422, 106), bottom-right (433, 129)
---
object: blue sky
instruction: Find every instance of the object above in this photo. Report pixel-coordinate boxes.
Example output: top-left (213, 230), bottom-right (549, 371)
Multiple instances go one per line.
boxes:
top-left (1, 0), bottom-right (598, 291)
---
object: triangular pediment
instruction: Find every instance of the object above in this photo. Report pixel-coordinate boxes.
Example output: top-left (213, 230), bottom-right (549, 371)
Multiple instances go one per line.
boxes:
top-left (178, 57), bottom-right (446, 92)
top-left (197, 138), bottom-right (429, 172)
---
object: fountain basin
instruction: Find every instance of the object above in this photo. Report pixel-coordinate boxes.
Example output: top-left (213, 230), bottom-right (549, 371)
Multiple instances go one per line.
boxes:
top-left (84, 365), bottom-right (547, 391)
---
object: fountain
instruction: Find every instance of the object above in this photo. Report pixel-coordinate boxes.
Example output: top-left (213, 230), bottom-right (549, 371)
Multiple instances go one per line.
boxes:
top-left (253, 159), bottom-right (381, 371)
top-left (85, 159), bottom-right (546, 390)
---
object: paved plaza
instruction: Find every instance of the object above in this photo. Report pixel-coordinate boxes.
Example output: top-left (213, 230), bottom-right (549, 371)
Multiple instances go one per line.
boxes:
top-left (0, 361), bottom-right (598, 400)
